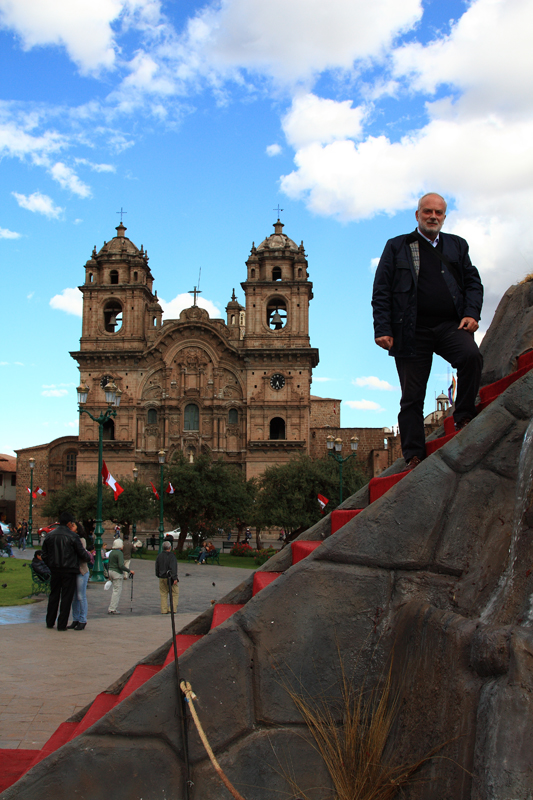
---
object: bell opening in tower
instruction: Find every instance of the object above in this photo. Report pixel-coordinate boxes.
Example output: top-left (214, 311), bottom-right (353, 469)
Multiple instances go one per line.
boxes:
top-left (104, 300), bottom-right (123, 333)
top-left (269, 417), bottom-right (286, 440)
top-left (267, 299), bottom-right (287, 331)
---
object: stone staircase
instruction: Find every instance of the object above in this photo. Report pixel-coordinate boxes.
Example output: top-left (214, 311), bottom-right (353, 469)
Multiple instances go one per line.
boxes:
top-left (1, 347), bottom-right (532, 797)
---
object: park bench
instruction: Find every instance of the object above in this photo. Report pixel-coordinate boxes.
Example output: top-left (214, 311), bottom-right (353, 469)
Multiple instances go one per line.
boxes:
top-left (30, 566), bottom-right (51, 597)
top-left (222, 541), bottom-right (234, 552)
top-left (205, 548), bottom-right (220, 565)
top-left (186, 547), bottom-right (202, 562)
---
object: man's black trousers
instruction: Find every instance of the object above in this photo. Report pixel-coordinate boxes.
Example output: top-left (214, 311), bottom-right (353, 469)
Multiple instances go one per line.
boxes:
top-left (46, 572), bottom-right (77, 630)
top-left (395, 321), bottom-right (483, 462)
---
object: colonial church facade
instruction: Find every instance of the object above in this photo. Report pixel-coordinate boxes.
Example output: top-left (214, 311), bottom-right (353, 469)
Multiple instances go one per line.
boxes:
top-left (75, 219), bottom-right (316, 484)
top-left (16, 219), bottom-right (400, 528)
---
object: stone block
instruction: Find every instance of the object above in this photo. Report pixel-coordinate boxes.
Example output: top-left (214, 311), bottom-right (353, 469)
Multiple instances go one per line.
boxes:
top-left (470, 624), bottom-right (511, 677)
top-left (239, 560), bottom-right (392, 725)
top-left (432, 469), bottom-right (515, 576)
top-left (191, 727), bottom-right (333, 800)
top-left (483, 417), bottom-right (530, 479)
top-left (439, 402), bottom-right (516, 474)
top-left (479, 279), bottom-right (533, 386)
top-left (502, 369), bottom-right (533, 420)
top-left (1, 735), bottom-right (184, 800)
top-left (317, 456), bottom-right (457, 570)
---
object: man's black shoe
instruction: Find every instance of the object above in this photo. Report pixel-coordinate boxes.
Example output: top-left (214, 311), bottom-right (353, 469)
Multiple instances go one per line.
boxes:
top-left (67, 621), bottom-right (79, 629)
top-left (455, 417), bottom-right (472, 431)
top-left (57, 627), bottom-right (67, 631)
top-left (75, 623), bottom-right (86, 630)
top-left (406, 456), bottom-right (422, 470)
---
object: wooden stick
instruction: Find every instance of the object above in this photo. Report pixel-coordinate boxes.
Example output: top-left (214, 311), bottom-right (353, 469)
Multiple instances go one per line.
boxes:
top-left (180, 681), bottom-right (247, 800)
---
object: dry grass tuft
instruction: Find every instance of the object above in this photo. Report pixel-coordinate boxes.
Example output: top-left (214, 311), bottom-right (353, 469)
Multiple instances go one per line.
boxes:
top-left (283, 660), bottom-right (442, 800)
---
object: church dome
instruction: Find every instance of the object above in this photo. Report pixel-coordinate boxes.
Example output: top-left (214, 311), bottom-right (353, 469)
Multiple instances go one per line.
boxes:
top-left (256, 219), bottom-right (299, 252)
top-left (97, 223), bottom-right (142, 257)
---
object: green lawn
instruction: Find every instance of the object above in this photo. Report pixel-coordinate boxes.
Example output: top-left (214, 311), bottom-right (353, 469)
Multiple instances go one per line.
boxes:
top-left (0, 559), bottom-right (43, 607)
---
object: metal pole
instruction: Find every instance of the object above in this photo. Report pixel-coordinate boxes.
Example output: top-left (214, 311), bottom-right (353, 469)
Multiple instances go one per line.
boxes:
top-left (92, 419), bottom-right (105, 582)
top-left (158, 461), bottom-right (165, 554)
top-left (167, 571), bottom-right (191, 798)
top-left (339, 458), bottom-right (344, 505)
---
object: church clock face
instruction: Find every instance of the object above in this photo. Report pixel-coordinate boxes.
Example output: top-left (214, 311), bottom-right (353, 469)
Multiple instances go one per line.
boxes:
top-left (100, 375), bottom-right (113, 389)
top-left (270, 373), bottom-right (285, 391)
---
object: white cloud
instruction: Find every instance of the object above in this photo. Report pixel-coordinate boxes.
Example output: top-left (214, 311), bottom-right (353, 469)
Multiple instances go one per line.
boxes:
top-left (49, 161), bottom-right (91, 197)
top-left (266, 144), bottom-right (281, 157)
top-left (13, 191), bottom-right (64, 218)
top-left (75, 158), bottom-right (115, 173)
top-left (345, 399), bottom-right (384, 411)
top-left (159, 292), bottom-right (222, 320)
top-left (41, 388), bottom-right (69, 397)
top-left (192, 0), bottom-right (423, 83)
top-left (282, 94), bottom-right (366, 149)
top-left (353, 376), bottom-right (397, 391)
top-left (27, 291), bottom-right (34, 299)
top-left (0, 226), bottom-right (20, 238)
top-left (370, 257), bottom-right (379, 272)
top-left (50, 287), bottom-right (83, 316)
top-left (0, 0), bottom-right (122, 74)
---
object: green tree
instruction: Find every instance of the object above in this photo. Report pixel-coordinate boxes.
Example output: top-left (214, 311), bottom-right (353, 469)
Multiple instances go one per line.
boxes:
top-left (164, 453), bottom-right (253, 551)
top-left (254, 455), bottom-right (368, 539)
top-left (40, 479), bottom-right (154, 540)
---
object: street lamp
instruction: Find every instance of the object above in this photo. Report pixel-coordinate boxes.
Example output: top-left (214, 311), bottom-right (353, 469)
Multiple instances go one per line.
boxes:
top-left (158, 449), bottom-right (166, 553)
top-left (77, 381), bottom-right (120, 582)
top-left (326, 435), bottom-right (359, 505)
top-left (28, 457), bottom-right (35, 545)
top-left (132, 466), bottom-right (138, 538)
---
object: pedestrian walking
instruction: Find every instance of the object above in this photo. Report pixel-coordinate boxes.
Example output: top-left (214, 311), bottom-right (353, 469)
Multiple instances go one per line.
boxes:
top-left (107, 539), bottom-right (134, 615)
top-left (155, 541), bottom-right (179, 614)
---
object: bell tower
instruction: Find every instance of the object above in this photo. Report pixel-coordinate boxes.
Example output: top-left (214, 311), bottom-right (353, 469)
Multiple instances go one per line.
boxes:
top-left (241, 219), bottom-right (319, 478)
top-left (78, 222), bottom-right (162, 353)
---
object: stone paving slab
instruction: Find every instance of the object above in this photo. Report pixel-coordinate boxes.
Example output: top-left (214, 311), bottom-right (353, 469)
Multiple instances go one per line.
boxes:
top-left (0, 553), bottom-right (253, 750)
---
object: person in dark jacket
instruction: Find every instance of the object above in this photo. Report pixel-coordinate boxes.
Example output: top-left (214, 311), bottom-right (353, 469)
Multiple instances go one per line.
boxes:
top-left (42, 511), bottom-right (90, 630)
top-left (372, 193), bottom-right (484, 468)
top-left (155, 541), bottom-right (179, 614)
top-left (31, 551), bottom-right (51, 582)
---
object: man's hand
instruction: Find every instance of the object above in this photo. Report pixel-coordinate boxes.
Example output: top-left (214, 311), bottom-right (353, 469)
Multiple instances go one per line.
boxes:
top-left (375, 336), bottom-right (393, 350)
top-left (458, 317), bottom-right (478, 333)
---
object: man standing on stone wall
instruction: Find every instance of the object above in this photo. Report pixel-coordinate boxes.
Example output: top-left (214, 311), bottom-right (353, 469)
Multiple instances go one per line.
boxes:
top-left (372, 193), bottom-right (484, 469)
top-left (42, 511), bottom-right (90, 630)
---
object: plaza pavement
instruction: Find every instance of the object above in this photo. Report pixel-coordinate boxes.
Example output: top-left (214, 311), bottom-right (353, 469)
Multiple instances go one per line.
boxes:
top-left (0, 547), bottom-right (252, 750)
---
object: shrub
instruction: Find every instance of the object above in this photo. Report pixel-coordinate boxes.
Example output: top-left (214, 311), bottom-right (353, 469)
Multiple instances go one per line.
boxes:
top-left (231, 542), bottom-right (254, 557)
top-left (253, 547), bottom-right (277, 566)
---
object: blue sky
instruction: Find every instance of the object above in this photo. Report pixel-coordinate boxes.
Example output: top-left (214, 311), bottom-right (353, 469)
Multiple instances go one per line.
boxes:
top-left (2, 0), bottom-right (532, 456)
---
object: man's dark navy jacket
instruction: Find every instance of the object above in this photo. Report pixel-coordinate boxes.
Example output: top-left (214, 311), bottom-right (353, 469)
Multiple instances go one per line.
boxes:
top-left (372, 230), bottom-right (484, 358)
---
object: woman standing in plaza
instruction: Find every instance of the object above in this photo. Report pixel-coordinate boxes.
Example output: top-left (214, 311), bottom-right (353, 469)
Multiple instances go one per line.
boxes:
top-left (107, 539), bottom-right (134, 614)
top-left (68, 522), bottom-right (91, 631)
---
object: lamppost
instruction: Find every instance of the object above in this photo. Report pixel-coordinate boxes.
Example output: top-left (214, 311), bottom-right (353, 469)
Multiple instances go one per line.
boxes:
top-left (77, 381), bottom-right (121, 582)
top-left (28, 457), bottom-right (35, 545)
top-left (326, 435), bottom-right (359, 505)
top-left (132, 466), bottom-right (138, 539)
top-left (158, 449), bottom-right (166, 553)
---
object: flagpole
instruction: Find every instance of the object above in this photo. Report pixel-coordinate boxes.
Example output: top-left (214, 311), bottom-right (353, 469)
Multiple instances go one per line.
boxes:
top-left (77, 381), bottom-right (121, 583)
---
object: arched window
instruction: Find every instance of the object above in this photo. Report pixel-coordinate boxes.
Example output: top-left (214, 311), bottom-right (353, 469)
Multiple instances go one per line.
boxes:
top-left (298, 268), bottom-right (302, 277)
top-left (184, 404), bottom-right (199, 431)
top-left (103, 418), bottom-right (115, 440)
top-left (228, 408), bottom-right (238, 425)
top-left (65, 452), bottom-right (77, 473)
top-left (104, 301), bottom-right (123, 333)
top-left (147, 408), bottom-right (157, 425)
top-left (269, 417), bottom-right (285, 440)
top-left (266, 299), bottom-right (287, 330)
top-left (251, 268), bottom-right (255, 278)
top-left (272, 266), bottom-right (282, 281)
top-left (133, 271), bottom-right (138, 282)
top-left (110, 270), bottom-right (119, 284)
top-left (88, 273), bottom-right (93, 283)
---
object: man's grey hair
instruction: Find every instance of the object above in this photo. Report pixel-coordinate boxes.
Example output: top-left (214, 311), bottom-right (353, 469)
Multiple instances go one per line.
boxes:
top-left (417, 193), bottom-right (447, 211)
top-left (163, 541), bottom-right (172, 551)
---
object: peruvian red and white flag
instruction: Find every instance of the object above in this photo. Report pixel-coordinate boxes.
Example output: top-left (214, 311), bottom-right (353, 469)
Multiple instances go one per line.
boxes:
top-left (35, 487), bottom-right (47, 497)
top-left (150, 481), bottom-right (159, 499)
top-left (101, 461), bottom-right (124, 501)
top-left (27, 487), bottom-right (37, 499)
top-left (318, 494), bottom-right (329, 513)
top-left (166, 482), bottom-right (175, 495)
